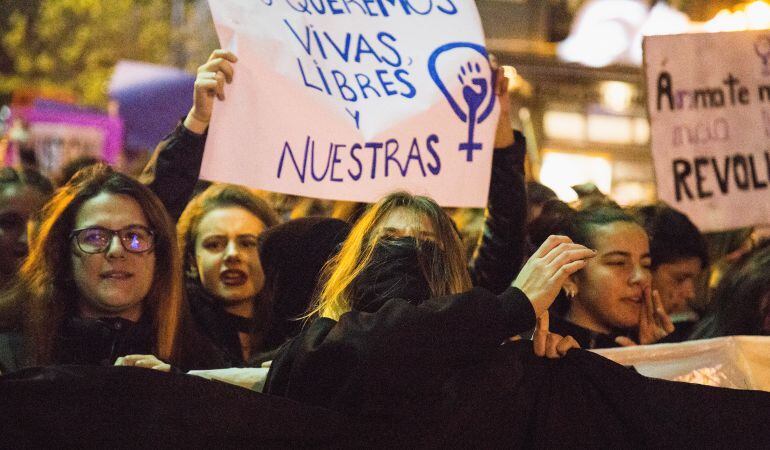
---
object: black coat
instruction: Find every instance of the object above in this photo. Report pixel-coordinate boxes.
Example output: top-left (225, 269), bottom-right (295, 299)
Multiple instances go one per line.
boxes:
top-left (264, 286), bottom-right (770, 447)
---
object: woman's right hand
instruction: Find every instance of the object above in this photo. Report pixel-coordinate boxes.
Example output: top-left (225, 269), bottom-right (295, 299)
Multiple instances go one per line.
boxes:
top-left (513, 235), bottom-right (595, 317)
top-left (184, 49), bottom-right (238, 134)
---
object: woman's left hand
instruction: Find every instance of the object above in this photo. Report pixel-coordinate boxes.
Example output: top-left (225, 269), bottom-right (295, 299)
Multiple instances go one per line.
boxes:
top-left (615, 287), bottom-right (675, 346)
top-left (533, 311), bottom-right (581, 358)
top-left (115, 354), bottom-right (171, 372)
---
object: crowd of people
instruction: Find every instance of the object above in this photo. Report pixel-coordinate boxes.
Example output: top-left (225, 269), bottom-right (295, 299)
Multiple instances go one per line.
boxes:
top-left (0, 49), bottom-right (769, 446)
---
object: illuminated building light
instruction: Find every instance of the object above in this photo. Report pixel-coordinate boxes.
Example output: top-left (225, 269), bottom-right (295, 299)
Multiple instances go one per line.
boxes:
top-left (601, 81), bottom-right (634, 113)
top-left (539, 152), bottom-right (612, 203)
top-left (633, 117), bottom-right (650, 145)
top-left (587, 114), bottom-right (634, 144)
top-left (543, 111), bottom-right (586, 141)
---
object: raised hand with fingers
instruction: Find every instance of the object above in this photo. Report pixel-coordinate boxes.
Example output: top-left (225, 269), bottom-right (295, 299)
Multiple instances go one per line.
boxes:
top-left (490, 60), bottom-right (515, 149)
top-left (533, 311), bottom-right (581, 358)
top-left (513, 235), bottom-right (596, 317)
top-left (115, 354), bottom-right (171, 372)
top-left (615, 287), bottom-right (675, 346)
top-left (184, 49), bottom-right (239, 134)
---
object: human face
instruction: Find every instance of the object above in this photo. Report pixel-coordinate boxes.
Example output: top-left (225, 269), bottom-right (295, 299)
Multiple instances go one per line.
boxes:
top-left (0, 185), bottom-right (47, 278)
top-left (652, 257), bottom-right (702, 314)
top-left (567, 222), bottom-right (651, 333)
top-left (375, 207), bottom-right (436, 241)
top-left (194, 207), bottom-right (267, 309)
top-left (70, 192), bottom-right (155, 322)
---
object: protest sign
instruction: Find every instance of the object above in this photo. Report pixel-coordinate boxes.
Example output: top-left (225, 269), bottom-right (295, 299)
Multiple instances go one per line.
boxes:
top-left (12, 106), bottom-right (123, 176)
top-left (594, 336), bottom-right (770, 392)
top-left (202, 0), bottom-right (499, 207)
top-left (644, 30), bottom-right (770, 232)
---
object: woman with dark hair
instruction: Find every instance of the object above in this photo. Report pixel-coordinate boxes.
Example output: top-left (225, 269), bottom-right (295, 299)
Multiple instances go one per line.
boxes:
top-left (0, 164), bottom-right (221, 372)
top-left (175, 183), bottom-right (280, 365)
top-left (691, 239), bottom-right (770, 338)
top-left (545, 205), bottom-right (675, 348)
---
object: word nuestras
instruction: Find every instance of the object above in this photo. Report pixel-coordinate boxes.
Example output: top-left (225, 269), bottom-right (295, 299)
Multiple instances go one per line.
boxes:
top-left (672, 151), bottom-right (770, 201)
top-left (277, 134), bottom-right (441, 182)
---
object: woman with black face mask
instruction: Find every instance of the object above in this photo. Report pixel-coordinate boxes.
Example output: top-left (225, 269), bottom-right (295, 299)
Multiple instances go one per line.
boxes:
top-left (264, 191), bottom-right (770, 448)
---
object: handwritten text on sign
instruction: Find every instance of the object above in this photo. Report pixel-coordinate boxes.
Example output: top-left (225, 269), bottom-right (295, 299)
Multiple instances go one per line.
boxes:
top-left (644, 30), bottom-right (770, 232)
top-left (201, 0), bottom-right (498, 207)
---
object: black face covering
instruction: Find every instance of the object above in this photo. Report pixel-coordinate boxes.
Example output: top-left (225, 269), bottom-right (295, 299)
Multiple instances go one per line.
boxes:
top-left (350, 236), bottom-right (440, 313)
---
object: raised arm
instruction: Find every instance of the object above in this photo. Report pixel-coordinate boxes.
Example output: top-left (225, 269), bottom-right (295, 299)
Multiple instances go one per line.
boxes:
top-left (469, 66), bottom-right (528, 293)
top-left (139, 50), bottom-right (237, 221)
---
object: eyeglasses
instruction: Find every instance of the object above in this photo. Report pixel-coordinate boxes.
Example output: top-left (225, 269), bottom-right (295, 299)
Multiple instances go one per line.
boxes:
top-left (69, 226), bottom-right (155, 254)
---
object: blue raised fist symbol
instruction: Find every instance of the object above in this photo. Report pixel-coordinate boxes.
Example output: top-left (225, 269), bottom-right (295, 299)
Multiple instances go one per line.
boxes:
top-left (429, 42), bottom-right (496, 162)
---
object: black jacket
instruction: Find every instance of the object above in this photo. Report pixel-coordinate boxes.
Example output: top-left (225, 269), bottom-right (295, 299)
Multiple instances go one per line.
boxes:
top-left (264, 286), bottom-right (536, 417)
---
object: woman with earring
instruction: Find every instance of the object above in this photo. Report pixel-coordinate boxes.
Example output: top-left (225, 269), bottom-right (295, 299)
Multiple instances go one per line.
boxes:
top-left (547, 206), bottom-right (675, 348)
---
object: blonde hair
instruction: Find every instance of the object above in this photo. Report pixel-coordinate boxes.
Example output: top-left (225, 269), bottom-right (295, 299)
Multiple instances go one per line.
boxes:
top-left (311, 192), bottom-right (471, 320)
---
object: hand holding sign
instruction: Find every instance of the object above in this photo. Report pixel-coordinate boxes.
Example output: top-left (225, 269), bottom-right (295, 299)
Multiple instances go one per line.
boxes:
top-left (184, 50), bottom-right (238, 135)
top-left (203, 0), bottom-right (499, 207)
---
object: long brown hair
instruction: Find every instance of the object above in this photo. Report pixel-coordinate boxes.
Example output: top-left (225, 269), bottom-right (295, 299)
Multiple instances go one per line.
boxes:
top-left (21, 164), bottom-right (185, 365)
top-left (311, 191), bottom-right (471, 321)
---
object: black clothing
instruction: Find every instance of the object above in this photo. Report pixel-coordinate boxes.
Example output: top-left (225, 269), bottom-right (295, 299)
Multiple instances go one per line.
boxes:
top-left (548, 315), bottom-right (623, 349)
top-left (186, 282), bottom-right (254, 367)
top-left (55, 316), bottom-right (154, 366)
top-left (264, 286), bottom-right (537, 415)
top-left (351, 237), bottom-right (434, 313)
top-left (257, 217), bottom-right (351, 353)
top-left (0, 331), bottom-right (22, 374)
top-left (260, 285), bottom-right (770, 447)
top-left (0, 365), bottom-right (380, 448)
top-left (469, 131), bottom-right (528, 294)
top-left (139, 121), bottom-right (207, 222)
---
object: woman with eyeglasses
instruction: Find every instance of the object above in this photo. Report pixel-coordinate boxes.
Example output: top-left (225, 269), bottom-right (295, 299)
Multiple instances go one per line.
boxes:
top-left (0, 164), bottom-right (222, 371)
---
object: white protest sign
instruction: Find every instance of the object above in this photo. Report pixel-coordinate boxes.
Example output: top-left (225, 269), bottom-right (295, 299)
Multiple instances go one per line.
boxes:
top-left (594, 336), bottom-right (770, 391)
top-left (202, 0), bottom-right (499, 207)
top-left (644, 30), bottom-right (770, 232)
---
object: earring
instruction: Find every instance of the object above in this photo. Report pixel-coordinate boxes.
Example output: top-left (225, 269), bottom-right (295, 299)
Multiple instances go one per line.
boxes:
top-left (564, 287), bottom-right (576, 299)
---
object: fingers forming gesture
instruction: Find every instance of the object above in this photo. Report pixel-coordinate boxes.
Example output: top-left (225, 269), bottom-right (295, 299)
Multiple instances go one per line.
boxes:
top-left (533, 311), bottom-right (580, 358)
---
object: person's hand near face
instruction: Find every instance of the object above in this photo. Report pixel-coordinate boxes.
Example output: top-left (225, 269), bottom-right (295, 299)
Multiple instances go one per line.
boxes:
top-left (70, 192), bottom-right (156, 322)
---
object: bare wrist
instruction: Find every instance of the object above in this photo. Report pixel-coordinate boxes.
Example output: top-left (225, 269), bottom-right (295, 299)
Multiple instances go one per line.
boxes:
top-left (184, 110), bottom-right (210, 135)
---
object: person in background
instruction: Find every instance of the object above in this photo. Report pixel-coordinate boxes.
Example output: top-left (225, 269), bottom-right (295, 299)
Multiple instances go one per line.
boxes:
top-left (175, 184), bottom-right (280, 366)
top-left (690, 239), bottom-right (770, 339)
top-left (526, 181), bottom-right (557, 225)
top-left (0, 164), bottom-right (222, 373)
top-left (547, 205), bottom-right (674, 348)
top-left (631, 203), bottom-right (708, 341)
top-left (0, 167), bottom-right (53, 287)
top-left (55, 155), bottom-right (103, 187)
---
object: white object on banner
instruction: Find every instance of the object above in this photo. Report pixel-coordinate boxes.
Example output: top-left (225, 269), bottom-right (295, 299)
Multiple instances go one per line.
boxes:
top-left (644, 30), bottom-right (770, 232)
top-left (594, 336), bottom-right (770, 391)
top-left (202, 0), bottom-right (499, 207)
